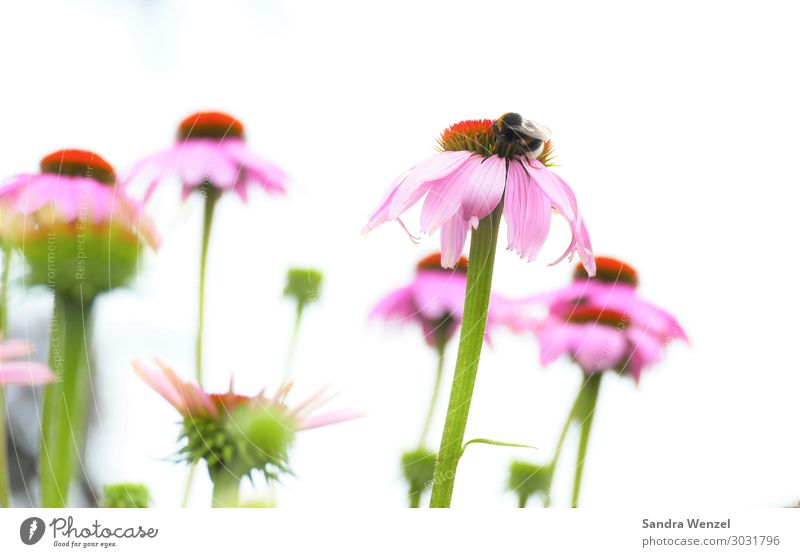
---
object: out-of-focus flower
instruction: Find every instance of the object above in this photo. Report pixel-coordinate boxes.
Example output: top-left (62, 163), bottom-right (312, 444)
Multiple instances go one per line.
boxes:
top-left (363, 115), bottom-right (595, 273)
top-left (124, 111), bottom-right (287, 202)
top-left (0, 337), bottom-right (54, 385)
top-left (532, 257), bottom-right (687, 382)
top-left (133, 359), bottom-right (360, 481)
top-left (102, 483), bottom-right (151, 508)
top-left (507, 460), bottom-right (552, 508)
top-left (0, 149), bottom-right (159, 298)
top-left (369, 252), bottom-right (522, 348)
top-left (284, 268), bottom-right (323, 309)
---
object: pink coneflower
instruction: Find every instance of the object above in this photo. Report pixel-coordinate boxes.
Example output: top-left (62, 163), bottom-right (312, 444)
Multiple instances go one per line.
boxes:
top-left (124, 111), bottom-right (287, 202)
top-left (364, 116), bottom-right (595, 273)
top-left (533, 257), bottom-right (687, 382)
top-left (530, 257), bottom-right (688, 507)
top-left (369, 252), bottom-right (520, 348)
top-left (0, 338), bottom-right (53, 385)
top-left (366, 113), bottom-right (597, 507)
top-left (133, 358), bottom-right (359, 507)
top-left (133, 358), bottom-right (357, 429)
top-left (0, 149), bottom-right (158, 250)
top-left (0, 149), bottom-right (159, 507)
top-left (124, 112), bottom-right (288, 387)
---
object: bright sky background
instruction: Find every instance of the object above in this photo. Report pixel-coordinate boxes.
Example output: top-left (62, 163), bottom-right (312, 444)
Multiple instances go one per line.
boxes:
top-left (1, 0), bottom-right (798, 508)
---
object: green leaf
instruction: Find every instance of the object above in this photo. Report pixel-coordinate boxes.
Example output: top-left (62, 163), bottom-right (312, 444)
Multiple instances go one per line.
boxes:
top-left (460, 438), bottom-right (537, 459)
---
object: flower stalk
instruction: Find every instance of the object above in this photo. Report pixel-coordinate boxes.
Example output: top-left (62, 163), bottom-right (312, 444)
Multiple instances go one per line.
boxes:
top-left (210, 468), bottom-right (241, 508)
top-left (0, 244), bottom-right (12, 507)
top-left (429, 202), bottom-right (503, 507)
top-left (195, 186), bottom-right (221, 387)
top-left (418, 337), bottom-right (447, 449)
top-left (571, 371), bottom-right (602, 507)
top-left (40, 293), bottom-right (93, 507)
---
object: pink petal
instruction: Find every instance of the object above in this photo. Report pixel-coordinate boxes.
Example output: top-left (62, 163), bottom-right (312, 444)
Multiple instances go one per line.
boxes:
top-left (0, 362), bottom-right (54, 385)
top-left (410, 271), bottom-right (467, 321)
top-left (297, 409), bottom-right (363, 430)
top-left (504, 161), bottom-right (552, 261)
top-left (368, 286), bottom-right (416, 323)
top-left (363, 151), bottom-right (473, 233)
top-left (439, 215), bottom-right (470, 268)
top-left (458, 155), bottom-right (507, 221)
top-left (0, 339), bottom-right (35, 360)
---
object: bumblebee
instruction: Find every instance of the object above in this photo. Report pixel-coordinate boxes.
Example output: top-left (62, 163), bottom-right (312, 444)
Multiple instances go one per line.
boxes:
top-left (493, 112), bottom-right (551, 158)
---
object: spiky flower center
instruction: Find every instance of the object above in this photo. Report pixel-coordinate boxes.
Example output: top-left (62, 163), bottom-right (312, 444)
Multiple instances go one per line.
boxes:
top-left (178, 111), bottom-right (245, 141)
top-left (566, 306), bottom-right (630, 329)
top-left (437, 118), bottom-right (556, 165)
top-left (39, 149), bottom-right (116, 185)
top-left (437, 119), bottom-right (496, 156)
top-left (574, 256), bottom-right (639, 286)
top-left (416, 252), bottom-right (469, 274)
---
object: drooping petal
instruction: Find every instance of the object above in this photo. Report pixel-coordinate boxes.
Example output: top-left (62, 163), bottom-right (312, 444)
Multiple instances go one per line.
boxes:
top-left (0, 362), bottom-right (54, 385)
top-left (363, 151), bottom-right (473, 233)
top-left (297, 409), bottom-right (362, 430)
top-left (458, 155), bottom-right (507, 221)
top-left (410, 271), bottom-right (467, 321)
top-left (439, 215), bottom-right (470, 268)
top-left (368, 286), bottom-right (417, 323)
top-left (569, 324), bottom-right (628, 373)
top-left (504, 161), bottom-right (552, 261)
top-left (0, 339), bottom-right (35, 359)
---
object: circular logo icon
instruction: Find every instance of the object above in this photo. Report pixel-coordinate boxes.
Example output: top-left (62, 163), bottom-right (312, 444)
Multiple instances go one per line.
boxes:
top-left (20, 517), bottom-right (45, 545)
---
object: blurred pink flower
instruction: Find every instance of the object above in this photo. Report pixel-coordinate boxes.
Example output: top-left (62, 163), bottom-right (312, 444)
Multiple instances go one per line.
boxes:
top-left (133, 358), bottom-right (360, 431)
top-left (0, 337), bottom-right (54, 385)
top-left (0, 149), bottom-right (159, 248)
top-left (532, 257), bottom-right (687, 382)
top-left (124, 111), bottom-right (287, 202)
top-left (369, 252), bottom-right (523, 347)
top-left (363, 118), bottom-right (595, 273)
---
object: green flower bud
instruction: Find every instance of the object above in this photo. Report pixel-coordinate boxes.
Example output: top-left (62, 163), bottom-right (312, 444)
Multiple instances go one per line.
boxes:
top-left (284, 268), bottom-right (323, 307)
top-left (102, 483), bottom-right (151, 508)
top-left (507, 460), bottom-right (552, 508)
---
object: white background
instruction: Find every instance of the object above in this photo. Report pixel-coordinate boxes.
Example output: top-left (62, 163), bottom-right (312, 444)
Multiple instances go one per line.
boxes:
top-left (0, 0), bottom-right (798, 508)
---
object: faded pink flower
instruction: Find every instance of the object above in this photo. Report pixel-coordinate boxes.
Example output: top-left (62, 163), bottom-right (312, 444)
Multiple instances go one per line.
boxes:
top-left (363, 116), bottom-right (595, 273)
top-left (532, 257), bottom-right (687, 382)
top-left (133, 358), bottom-right (360, 431)
top-left (0, 149), bottom-right (159, 248)
top-left (0, 337), bottom-right (54, 385)
top-left (369, 253), bottom-right (522, 347)
top-left (124, 111), bottom-right (287, 202)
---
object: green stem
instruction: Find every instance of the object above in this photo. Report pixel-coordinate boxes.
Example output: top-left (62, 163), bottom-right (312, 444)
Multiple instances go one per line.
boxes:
top-left (0, 245), bottom-right (10, 334)
top-left (283, 302), bottom-right (304, 382)
top-left (418, 341), bottom-right (446, 448)
top-left (429, 203), bottom-right (502, 508)
top-left (0, 245), bottom-right (12, 507)
top-left (543, 381), bottom-right (586, 507)
top-left (408, 485), bottom-right (422, 508)
top-left (181, 462), bottom-right (198, 507)
top-left (571, 372), bottom-right (602, 508)
top-left (40, 293), bottom-right (93, 507)
top-left (210, 468), bottom-right (241, 508)
top-left (196, 187), bottom-right (220, 388)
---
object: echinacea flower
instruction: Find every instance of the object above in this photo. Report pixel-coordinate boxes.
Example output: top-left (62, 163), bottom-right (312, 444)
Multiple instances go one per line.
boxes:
top-left (529, 257), bottom-right (688, 507)
top-left (0, 337), bottom-right (54, 385)
top-left (124, 112), bottom-right (288, 387)
top-left (0, 149), bottom-right (159, 298)
top-left (363, 114), bottom-right (595, 273)
top-left (369, 252), bottom-right (521, 348)
top-left (533, 257), bottom-right (687, 382)
top-left (124, 111), bottom-right (287, 202)
top-left (133, 359), bottom-right (359, 506)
